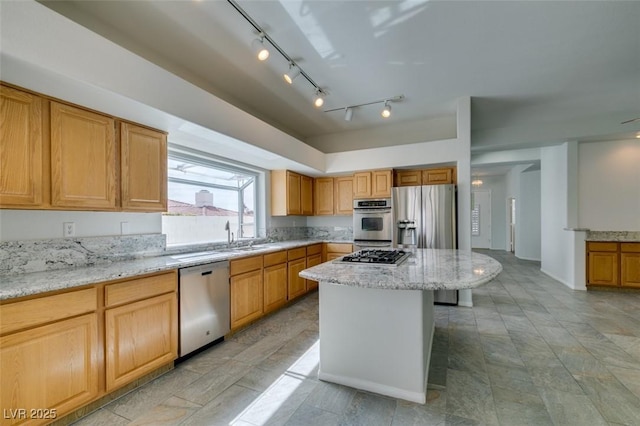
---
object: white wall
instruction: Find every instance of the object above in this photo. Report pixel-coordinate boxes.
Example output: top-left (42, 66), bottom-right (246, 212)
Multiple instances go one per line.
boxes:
top-left (578, 139), bottom-right (640, 231)
top-left (540, 144), bottom-right (575, 287)
top-left (517, 170), bottom-right (541, 261)
top-left (0, 210), bottom-right (161, 241)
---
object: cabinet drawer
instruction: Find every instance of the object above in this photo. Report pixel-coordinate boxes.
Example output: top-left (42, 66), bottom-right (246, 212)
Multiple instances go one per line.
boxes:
top-left (264, 250), bottom-right (287, 267)
top-left (621, 243), bottom-right (640, 253)
top-left (306, 243), bottom-right (322, 256)
top-left (325, 243), bottom-right (353, 254)
top-left (230, 255), bottom-right (263, 276)
top-left (105, 271), bottom-right (177, 308)
top-left (587, 242), bottom-right (618, 252)
top-left (1, 287), bottom-right (97, 335)
top-left (288, 247), bottom-right (306, 261)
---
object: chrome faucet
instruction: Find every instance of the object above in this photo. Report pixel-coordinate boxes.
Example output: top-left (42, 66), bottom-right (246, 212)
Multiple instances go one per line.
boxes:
top-left (224, 220), bottom-right (234, 246)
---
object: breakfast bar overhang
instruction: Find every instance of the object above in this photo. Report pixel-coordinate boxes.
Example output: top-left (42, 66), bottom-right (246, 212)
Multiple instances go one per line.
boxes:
top-left (299, 249), bottom-right (502, 404)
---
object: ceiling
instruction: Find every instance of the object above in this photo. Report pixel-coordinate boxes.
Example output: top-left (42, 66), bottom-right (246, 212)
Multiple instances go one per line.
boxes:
top-left (38, 0), bottom-right (640, 157)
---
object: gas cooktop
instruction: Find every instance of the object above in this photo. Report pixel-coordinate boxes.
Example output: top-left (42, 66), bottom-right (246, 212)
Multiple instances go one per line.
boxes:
top-left (338, 249), bottom-right (410, 266)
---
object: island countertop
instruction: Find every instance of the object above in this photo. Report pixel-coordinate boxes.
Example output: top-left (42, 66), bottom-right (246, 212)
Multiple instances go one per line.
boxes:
top-left (299, 248), bottom-right (502, 290)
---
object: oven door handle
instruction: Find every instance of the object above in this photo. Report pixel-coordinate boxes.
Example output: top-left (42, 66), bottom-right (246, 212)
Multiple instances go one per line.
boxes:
top-left (354, 208), bottom-right (392, 214)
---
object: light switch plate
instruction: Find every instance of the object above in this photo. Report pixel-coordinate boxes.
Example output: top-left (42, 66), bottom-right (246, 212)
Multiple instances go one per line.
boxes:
top-left (63, 222), bottom-right (76, 237)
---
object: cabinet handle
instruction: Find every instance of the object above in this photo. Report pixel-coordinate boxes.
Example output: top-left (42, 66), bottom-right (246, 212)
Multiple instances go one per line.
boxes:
top-left (201, 271), bottom-right (212, 276)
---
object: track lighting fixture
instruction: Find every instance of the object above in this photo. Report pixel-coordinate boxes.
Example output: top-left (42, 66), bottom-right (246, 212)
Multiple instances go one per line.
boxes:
top-left (314, 89), bottom-right (325, 108)
top-left (230, 0), bottom-right (331, 107)
top-left (325, 95), bottom-right (404, 121)
top-left (251, 35), bottom-right (269, 61)
top-left (381, 101), bottom-right (392, 118)
top-left (344, 107), bottom-right (353, 121)
top-left (284, 64), bottom-right (300, 84)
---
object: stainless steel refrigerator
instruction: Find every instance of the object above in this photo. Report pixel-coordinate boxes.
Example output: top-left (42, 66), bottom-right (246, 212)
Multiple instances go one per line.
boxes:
top-left (392, 184), bottom-right (458, 305)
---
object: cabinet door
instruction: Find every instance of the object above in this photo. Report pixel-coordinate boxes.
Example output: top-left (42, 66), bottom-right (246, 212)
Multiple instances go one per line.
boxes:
top-left (288, 257), bottom-right (307, 300)
top-left (301, 174), bottom-right (313, 215)
top-left (1, 314), bottom-right (99, 421)
top-left (334, 176), bottom-right (353, 215)
top-left (305, 254), bottom-right (322, 291)
top-left (287, 171), bottom-right (302, 215)
top-left (314, 177), bottom-right (334, 215)
top-left (230, 269), bottom-right (264, 330)
top-left (105, 292), bottom-right (178, 391)
top-left (588, 252), bottom-right (618, 286)
top-left (395, 170), bottom-right (421, 187)
top-left (621, 253), bottom-right (640, 288)
top-left (353, 172), bottom-right (371, 198)
top-left (371, 170), bottom-right (392, 197)
top-left (50, 102), bottom-right (116, 209)
top-left (0, 86), bottom-right (44, 208)
top-left (120, 122), bottom-right (167, 212)
top-left (423, 168), bottom-right (453, 185)
top-left (264, 263), bottom-right (287, 313)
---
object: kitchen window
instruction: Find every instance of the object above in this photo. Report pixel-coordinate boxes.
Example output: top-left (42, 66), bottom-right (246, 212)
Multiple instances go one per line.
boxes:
top-left (163, 151), bottom-right (258, 246)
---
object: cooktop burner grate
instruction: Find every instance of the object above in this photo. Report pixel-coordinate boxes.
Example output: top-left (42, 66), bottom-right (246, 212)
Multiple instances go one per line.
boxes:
top-left (339, 249), bottom-right (410, 266)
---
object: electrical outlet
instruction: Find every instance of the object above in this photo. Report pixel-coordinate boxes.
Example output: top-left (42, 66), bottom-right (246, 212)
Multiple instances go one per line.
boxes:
top-left (63, 222), bottom-right (76, 237)
top-left (121, 221), bottom-right (130, 235)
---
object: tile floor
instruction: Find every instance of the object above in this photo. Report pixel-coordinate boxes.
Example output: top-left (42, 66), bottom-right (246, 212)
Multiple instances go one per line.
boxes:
top-left (74, 250), bottom-right (640, 425)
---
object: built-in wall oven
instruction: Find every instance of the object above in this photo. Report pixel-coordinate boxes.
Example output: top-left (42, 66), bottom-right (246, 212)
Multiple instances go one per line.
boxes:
top-left (353, 198), bottom-right (393, 249)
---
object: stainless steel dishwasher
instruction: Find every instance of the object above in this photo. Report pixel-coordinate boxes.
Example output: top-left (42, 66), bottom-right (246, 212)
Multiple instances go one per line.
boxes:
top-left (179, 261), bottom-right (230, 357)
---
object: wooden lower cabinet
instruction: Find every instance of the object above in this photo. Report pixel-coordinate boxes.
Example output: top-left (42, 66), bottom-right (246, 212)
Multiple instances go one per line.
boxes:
top-left (288, 257), bottom-right (307, 300)
top-left (230, 269), bottom-right (264, 330)
top-left (105, 292), bottom-right (177, 391)
top-left (264, 263), bottom-right (288, 313)
top-left (587, 242), bottom-right (640, 289)
top-left (588, 251), bottom-right (618, 286)
top-left (622, 252), bottom-right (640, 288)
top-left (323, 243), bottom-right (354, 261)
top-left (1, 313), bottom-right (99, 426)
top-left (306, 254), bottom-right (322, 290)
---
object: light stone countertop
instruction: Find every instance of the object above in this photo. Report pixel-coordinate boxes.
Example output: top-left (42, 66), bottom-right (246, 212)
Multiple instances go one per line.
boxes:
top-left (299, 249), bottom-right (502, 291)
top-left (0, 240), bottom-right (351, 301)
top-left (585, 231), bottom-right (640, 242)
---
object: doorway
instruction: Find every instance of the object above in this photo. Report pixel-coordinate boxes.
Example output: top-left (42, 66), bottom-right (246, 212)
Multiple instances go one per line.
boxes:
top-left (471, 190), bottom-right (491, 249)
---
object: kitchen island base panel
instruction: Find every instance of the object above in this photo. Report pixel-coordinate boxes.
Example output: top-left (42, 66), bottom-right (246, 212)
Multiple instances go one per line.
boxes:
top-left (318, 283), bottom-right (434, 404)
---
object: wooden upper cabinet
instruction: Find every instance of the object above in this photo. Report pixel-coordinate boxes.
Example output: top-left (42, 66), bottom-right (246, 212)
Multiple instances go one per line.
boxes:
top-left (271, 170), bottom-right (314, 216)
top-left (50, 101), bottom-right (117, 210)
top-left (335, 176), bottom-right (353, 215)
top-left (353, 172), bottom-right (372, 199)
top-left (371, 170), bottom-right (392, 197)
top-left (301, 174), bottom-right (313, 215)
top-left (287, 171), bottom-right (301, 215)
top-left (314, 177), bottom-right (334, 215)
top-left (120, 122), bottom-right (167, 212)
top-left (423, 168), bottom-right (454, 185)
top-left (353, 170), bottom-right (391, 199)
top-left (394, 170), bottom-right (421, 187)
top-left (0, 85), bottom-right (44, 208)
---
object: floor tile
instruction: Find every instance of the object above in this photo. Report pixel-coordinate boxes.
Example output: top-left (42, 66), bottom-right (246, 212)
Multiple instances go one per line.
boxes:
top-left (338, 391), bottom-right (397, 426)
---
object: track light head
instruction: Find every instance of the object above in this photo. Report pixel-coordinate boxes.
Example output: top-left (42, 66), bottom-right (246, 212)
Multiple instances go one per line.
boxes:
top-left (381, 101), bottom-right (391, 118)
top-left (284, 64), bottom-right (300, 84)
top-left (313, 88), bottom-right (325, 108)
top-left (344, 107), bottom-right (353, 121)
top-left (251, 36), bottom-right (269, 61)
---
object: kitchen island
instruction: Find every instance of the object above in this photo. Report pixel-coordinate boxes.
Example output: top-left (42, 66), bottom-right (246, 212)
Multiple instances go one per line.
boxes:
top-left (299, 248), bottom-right (502, 404)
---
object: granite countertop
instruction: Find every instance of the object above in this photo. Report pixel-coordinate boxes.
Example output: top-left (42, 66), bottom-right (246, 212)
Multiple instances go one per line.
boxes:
top-left (0, 240), bottom-right (352, 301)
top-left (299, 249), bottom-right (502, 291)
top-left (585, 231), bottom-right (640, 242)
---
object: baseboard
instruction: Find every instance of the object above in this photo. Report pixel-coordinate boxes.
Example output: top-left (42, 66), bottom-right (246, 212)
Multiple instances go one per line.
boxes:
top-left (540, 268), bottom-right (585, 290)
top-left (318, 371), bottom-right (426, 404)
top-left (515, 255), bottom-right (541, 262)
